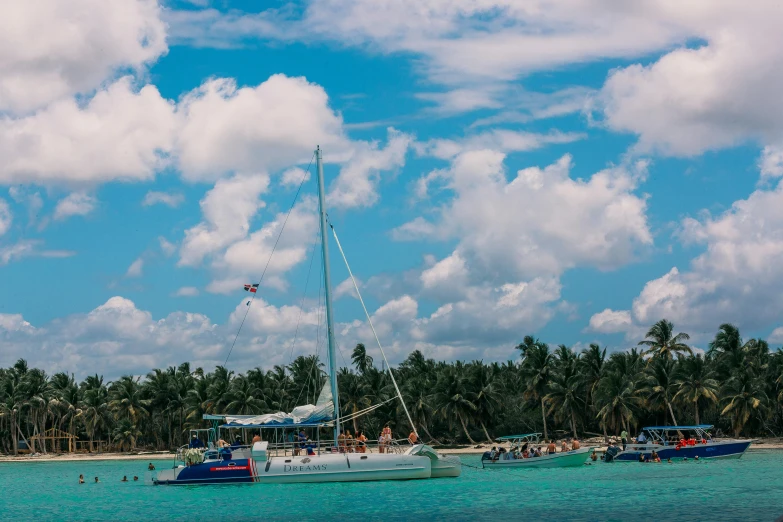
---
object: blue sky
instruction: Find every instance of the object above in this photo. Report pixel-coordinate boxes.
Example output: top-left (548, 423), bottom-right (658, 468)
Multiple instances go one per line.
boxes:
top-left (2, 0), bottom-right (783, 378)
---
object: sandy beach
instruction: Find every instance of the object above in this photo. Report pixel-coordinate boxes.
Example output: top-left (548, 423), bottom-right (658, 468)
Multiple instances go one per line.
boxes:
top-left (2, 438), bottom-right (782, 462)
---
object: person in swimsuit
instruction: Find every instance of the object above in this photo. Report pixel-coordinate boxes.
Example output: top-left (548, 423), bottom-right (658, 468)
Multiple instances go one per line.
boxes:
top-left (547, 440), bottom-right (556, 455)
top-left (408, 430), bottom-right (418, 445)
top-left (79, 474), bottom-right (85, 484)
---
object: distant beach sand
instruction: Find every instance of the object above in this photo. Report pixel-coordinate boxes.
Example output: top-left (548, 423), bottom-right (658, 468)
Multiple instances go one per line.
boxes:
top-left (2, 438), bottom-right (782, 462)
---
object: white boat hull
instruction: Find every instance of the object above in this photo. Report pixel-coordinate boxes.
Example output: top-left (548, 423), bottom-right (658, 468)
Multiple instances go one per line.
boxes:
top-left (482, 447), bottom-right (590, 468)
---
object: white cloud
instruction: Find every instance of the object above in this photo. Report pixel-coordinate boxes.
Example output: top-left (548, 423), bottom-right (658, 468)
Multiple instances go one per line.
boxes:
top-left (143, 191), bottom-right (185, 207)
top-left (53, 193), bottom-right (96, 221)
top-left (395, 151), bottom-right (652, 281)
top-left (281, 167), bottom-right (310, 187)
top-left (327, 128), bottom-right (412, 209)
top-left (0, 0), bottom-right (167, 114)
top-left (175, 286), bottom-right (200, 297)
top-left (334, 277), bottom-right (359, 300)
top-left (587, 309), bottom-right (633, 334)
top-left (598, 2), bottom-right (783, 156)
top-left (175, 75), bottom-right (349, 182)
top-left (415, 129), bottom-right (585, 161)
top-left (126, 258), bottom-right (144, 278)
top-left (610, 171), bottom-right (783, 338)
top-left (178, 173), bottom-right (270, 267)
top-left (0, 239), bottom-right (75, 265)
top-left (159, 237), bottom-right (177, 257)
top-left (0, 78), bottom-right (176, 186)
top-left (0, 198), bottom-right (11, 236)
top-left (760, 146), bottom-right (783, 180)
top-left (769, 327), bottom-right (783, 344)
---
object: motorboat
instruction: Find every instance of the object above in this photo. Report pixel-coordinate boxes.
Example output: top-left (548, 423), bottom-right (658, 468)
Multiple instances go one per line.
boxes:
top-left (481, 433), bottom-right (590, 468)
top-left (607, 425), bottom-right (751, 462)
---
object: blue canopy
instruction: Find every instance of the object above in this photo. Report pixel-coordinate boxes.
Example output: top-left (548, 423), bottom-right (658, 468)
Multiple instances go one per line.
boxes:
top-left (642, 425), bottom-right (713, 431)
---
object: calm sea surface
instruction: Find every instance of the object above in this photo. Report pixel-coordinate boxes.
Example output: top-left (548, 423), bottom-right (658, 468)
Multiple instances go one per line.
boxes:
top-left (1, 451), bottom-right (781, 521)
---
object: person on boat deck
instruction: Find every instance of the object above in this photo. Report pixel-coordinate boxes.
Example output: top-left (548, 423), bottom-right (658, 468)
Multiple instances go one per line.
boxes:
top-left (561, 440), bottom-right (569, 452)
top-left (378, 433), bottom-right (385, 453)
top-left (547, 440), bottom-right (556, 455)
top-left (572, 439), bottom-right (581, 450)
top-left (637, 431), bottom-right (647, 444)
top-left (488, 446), bottom-right (497, 460)
top-left (252, 433), bottom-right (262, 444)
top-left (522, 448), bottom-right (530, 458)
top-left (217, 438), bottom-right (229, 448)
top-left (338, 431), bottom-right (347, 453)
top-left (189, 434), bottom-right (204, 449)
top-left (346, 431), bottom-right (355, 452)
top-left (408, 430), bottom-right (418, 445)
top-left (298, 429), bottom-right (308, 452)
top-left (620, 429), bottom-right (628, 450)
top-left (230, 436), bottom-right (243, 449)
top-left (357, 431), bottom-right (368, 453)
top-left (382, 425), bottom-right (392, 444)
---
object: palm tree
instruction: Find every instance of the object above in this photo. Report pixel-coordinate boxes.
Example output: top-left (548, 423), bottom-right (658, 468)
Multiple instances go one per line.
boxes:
top-left (108, 376), bottom-right (150, 424)
top-left (544, 371), bottom-right (584, 438)
top-left (518, 338), bottom-right (553, 440)
top-left (468, 363), bottom-right (501, 442)
top-left (638, 319), bottom-right (692, 359)
top-left (721, 369), bottom-right (768, 437)
top-left (225, 376), bottom-right (265, 415)
top-left (81, 385), bottom-right (109, 452)
top-left (112, 418), bottom-right (142, 451)
top-left (643, 357), bottom-right (679, 426)
top-left (338, 369), bottom-right (371, 435)
top-left (674, 355), bottom-right (719, 425)
top-left (595, 371), bottom-right (640, 435)
top-left (352, 343), bottom-right (374, 375)
top-left (432, 367), bottom-right (477, 444)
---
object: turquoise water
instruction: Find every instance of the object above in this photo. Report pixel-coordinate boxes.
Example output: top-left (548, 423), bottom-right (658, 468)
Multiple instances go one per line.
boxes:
top-left (1, 452), bottom-right (781, 521)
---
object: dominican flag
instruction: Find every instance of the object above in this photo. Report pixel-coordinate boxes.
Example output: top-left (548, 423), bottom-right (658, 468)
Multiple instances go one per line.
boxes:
top-left (244, 284), bottom-right (259, 293)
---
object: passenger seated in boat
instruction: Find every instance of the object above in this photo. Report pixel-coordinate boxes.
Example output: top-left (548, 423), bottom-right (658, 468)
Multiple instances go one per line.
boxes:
top-left (637, 432), bottom-right (647, 443)
top-left (487, 447), bottom-right (497, 460)
top-left (306, 445), bottom-right (316, 456)
top-left (230, 436), bottom-right (243, 449)
top-left (561, 440), bottom-right (569, 452)
top-left (338, 431), bottom-right (347, 453)
top-left (572, 439), bottom-right (581, 450)
top-left (522, 449), bottom-right (530, 458)
top-left (189, 434), bottom-right (204, 449)
top-left (346, 431), bottom-right (355, 452)
top-left (217, 438), bottom-right (229, 448)
top-left (408, 430), bottom-right (418, 445)
top-left (252, 434), bottom-right (262, 444)
top-left (533, 447), bottom-right (543, 457)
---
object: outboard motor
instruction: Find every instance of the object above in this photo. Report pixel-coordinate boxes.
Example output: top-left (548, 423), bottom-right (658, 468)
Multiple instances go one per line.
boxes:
top-left (481, 451), bottom-right (491, 460)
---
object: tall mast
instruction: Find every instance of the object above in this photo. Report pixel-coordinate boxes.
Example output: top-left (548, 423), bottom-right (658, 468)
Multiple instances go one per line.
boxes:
top-left (315, 146), bottom-right (341, 445)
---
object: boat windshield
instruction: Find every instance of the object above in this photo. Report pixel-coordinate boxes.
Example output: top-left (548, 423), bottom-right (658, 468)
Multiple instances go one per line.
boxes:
top-left (639, 425), bottom-right (714, 445)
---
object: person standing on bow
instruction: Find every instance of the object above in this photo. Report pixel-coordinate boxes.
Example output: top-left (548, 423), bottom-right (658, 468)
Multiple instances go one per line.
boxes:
top-left (620, 429), bottom-right (629, 451)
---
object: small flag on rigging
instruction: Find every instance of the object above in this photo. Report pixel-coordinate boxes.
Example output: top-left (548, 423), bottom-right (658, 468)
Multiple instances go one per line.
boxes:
top-left (244, 283), bottom-right (259, 293)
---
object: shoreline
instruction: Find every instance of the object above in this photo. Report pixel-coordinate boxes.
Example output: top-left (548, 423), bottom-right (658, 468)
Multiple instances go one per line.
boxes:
top-left (1, 440), bottom-right (782, 462)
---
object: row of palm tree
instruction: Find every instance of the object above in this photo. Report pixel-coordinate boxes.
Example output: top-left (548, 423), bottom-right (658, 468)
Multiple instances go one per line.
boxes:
top-left (0, 320), bottom-right (780, 454)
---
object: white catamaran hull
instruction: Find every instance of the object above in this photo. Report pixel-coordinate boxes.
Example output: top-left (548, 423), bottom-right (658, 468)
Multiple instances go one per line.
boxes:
top-left (482, 448), bottom-right (590, 468)
top-left (154, 444), bottom-right (459, 484)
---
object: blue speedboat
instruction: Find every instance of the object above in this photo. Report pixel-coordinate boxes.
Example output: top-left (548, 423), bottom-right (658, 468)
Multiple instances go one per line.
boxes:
top-left (609, 425), bottom-right (751, 462)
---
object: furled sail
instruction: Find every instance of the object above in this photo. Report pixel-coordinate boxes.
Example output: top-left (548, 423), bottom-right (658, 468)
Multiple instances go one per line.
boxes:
top-left (223, 381), bottom-right (334, 426)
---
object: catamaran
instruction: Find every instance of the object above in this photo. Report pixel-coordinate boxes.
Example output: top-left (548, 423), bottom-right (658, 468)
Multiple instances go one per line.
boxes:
top-left (153, 147), bottom-right (460, 485)
top-left (481, 434), bottom-right (590, 468)
top-left (606, 425), bottom-right (751, 462)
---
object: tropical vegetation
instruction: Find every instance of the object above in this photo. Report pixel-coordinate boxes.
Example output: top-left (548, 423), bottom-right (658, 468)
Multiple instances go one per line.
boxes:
top-left (0, 320), bottom-right (780, 454)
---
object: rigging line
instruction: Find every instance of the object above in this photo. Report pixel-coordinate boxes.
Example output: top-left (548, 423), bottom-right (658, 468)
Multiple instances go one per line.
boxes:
top-left (328, 220), bottom-right (419, 437)
top-left (223, 151), bottom-right (316, 367)
top-left (291, 253), bottom-right (326, 408)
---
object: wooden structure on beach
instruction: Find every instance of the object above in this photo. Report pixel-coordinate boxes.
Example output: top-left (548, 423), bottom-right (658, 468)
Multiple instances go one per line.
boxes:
top-left (29, 428), bottom-right (78, 453)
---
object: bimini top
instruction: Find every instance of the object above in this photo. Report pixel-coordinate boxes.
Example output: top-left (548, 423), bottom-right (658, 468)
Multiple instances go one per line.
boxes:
top-left (642, 425), bottom-right (713, 431)
top-left (496, 433), bottom-right (542, 441)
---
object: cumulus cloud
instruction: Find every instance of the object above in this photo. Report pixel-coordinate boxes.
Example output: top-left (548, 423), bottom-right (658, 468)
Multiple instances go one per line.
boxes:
top-left (159, 237), bottom-right (177, 257)
top-left (281, 167), bottom-right (310, 187)
top-left (53, 193), bottom-right (96, 221)
top-left (0, 0), bottom-right (167, 114)
top-left (598, 2), bottom-right (783, 156)
top-left (0, 78), bottom-right (176, 186)
top-left (395, 151), bottom-right (652, 281)
top-left (327, 128), bottom-right (412, 209)
top-left (178, 173), bottom-right (270, 267)
top-left (415, 129), bottom-right (585, 161)
top-left (587, 309), bottom-right (633, 334)
top-left (175, 75), bottom-right (349, 181)
top-left (143, 191), bottom-right (185, 207)
top-left (600, 171), bottom-right (783, 339)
